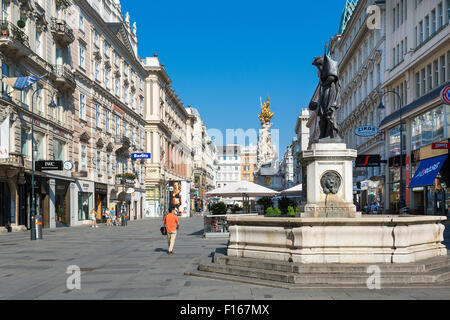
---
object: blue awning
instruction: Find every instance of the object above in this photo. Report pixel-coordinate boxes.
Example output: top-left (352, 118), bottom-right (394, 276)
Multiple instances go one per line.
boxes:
top-left (408, 155), bottom-right (448, 188)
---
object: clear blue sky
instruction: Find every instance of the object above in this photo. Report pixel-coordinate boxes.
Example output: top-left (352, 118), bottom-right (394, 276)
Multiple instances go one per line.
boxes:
top-left (121, 0), bottom-right (349, 156)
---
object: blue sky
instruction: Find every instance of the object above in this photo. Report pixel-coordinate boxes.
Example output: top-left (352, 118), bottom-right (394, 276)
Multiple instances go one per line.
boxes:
top-left (121, 0), bottom-right (349, 155)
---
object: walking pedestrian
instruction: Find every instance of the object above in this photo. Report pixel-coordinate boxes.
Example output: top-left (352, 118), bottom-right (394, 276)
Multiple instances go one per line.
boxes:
top-left (106, 208), bottom-right (112, 226)
top-left (90, 208), bottom-right (98, 228)
top-left (163, 205), bottom-right (180, 255)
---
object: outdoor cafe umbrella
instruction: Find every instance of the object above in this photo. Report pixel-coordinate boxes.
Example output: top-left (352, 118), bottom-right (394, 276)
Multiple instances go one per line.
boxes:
top-left (280, 184), bottom-right (302, 196)
top-left (207, 181), bottom-right (280, 213)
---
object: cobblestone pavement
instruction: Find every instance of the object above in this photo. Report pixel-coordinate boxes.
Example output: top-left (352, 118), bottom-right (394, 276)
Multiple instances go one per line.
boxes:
top-left (0, 218), bottom-right (449, 300)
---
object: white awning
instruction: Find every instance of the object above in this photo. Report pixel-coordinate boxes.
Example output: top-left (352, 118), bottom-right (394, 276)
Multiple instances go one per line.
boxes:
top-left (207, 181), bottom-right (279, 198)
top-left (281, 184), bottom-right (302, 195)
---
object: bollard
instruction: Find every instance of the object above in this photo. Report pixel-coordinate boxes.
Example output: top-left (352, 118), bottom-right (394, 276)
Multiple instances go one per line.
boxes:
top-left (35, 214), bottom-right (43, 240)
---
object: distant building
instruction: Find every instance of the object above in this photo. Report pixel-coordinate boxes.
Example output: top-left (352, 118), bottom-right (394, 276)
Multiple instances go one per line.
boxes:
top-left (216, 145), bottom-right (241, 189)
top-left (240, 145), bottom-right (257, 182)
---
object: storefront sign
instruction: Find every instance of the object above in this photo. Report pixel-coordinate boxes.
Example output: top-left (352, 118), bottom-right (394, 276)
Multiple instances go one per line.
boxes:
top-left (355, 155), bottom-right (382, 167)
top-left (95, 183), bottom-right (108, 195)
top-left (408, 155), bottom-right (448, 188)
top-left (441, 85), bottom-right (450, 104)
top-left (421, 143), bottom-right (448, 160)
top-left (432, 142), bottom-right (450, 150)
top-left (355, 126), bottom-right (379, 137)
top-left (36, 161), bottom-right (63, 171)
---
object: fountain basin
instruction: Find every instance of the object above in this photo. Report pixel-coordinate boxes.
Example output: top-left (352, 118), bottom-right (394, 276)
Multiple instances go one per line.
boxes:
top-left (227, 215), bottom-right (447, 264)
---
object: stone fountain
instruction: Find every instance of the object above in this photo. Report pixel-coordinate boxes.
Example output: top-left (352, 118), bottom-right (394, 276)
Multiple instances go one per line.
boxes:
top-left (186, 51), bottom-right (449, 287)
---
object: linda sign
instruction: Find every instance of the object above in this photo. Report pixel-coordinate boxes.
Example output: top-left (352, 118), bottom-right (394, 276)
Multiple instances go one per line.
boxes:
top-left (355, 126), bottom-right (379, 137)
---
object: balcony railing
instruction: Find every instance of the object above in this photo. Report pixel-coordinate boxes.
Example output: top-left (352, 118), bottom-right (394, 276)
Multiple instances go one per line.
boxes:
top-left (50, 18), bottom-right (75, 45)
top-left (53, 64), bottom-right (75, 90)
top-left (0, 20), bottom-right (30, 50)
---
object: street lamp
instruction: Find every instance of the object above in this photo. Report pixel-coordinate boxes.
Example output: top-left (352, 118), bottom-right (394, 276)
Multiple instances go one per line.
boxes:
top-left (378, 90), bottom-right (406, 212)
top-left (30, 87), bottom-right (57, 241)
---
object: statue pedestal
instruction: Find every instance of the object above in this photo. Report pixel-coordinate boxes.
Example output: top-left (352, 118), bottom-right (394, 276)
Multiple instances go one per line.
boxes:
top-left (300, 143), bottom-right (359, 218)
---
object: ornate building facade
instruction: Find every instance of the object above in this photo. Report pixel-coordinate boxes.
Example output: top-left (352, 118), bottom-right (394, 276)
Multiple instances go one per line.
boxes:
top-left (329, 0), bottom-right (387, 210)
top-left (142, 55), bottom-right (195, 217)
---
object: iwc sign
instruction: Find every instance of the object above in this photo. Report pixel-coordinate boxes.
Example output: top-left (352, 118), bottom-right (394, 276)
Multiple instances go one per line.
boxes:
top-left (320, 171), bottom-right (342, 195)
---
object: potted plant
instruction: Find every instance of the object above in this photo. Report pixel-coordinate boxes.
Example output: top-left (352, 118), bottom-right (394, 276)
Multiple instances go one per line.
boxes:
top-left (17, 20), bottom-right (26, 29)
top-left (287, 206), bottom-right (296, 217)
top-left (210, 202), bottom-right (227, 215)
top-left (1, 22), bottom-right (8, 36)
top-left (231, 204), bottom-right (241, 214)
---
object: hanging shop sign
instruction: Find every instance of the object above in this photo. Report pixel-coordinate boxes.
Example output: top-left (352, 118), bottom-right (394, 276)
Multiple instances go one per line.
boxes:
top-left (441, 85), bottom-right (450, 104)
top-left (355, 126), bottom-right (380, 137)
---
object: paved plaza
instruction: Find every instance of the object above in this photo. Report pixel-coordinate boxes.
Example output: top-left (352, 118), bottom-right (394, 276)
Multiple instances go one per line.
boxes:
top-left (0, 217), bottom-right (449, 300)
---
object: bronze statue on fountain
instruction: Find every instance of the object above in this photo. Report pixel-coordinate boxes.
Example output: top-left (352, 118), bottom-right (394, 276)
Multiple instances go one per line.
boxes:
top-left (309, 45), bottom-right (343, 143)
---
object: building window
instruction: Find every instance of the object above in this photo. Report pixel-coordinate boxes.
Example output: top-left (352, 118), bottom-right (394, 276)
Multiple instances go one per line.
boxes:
top-left (96, 151), bottom-right (101, 174)
top-left (107, 154), bottom-right (111, 176)
top-left (419, 21), bottom-right (423, 44)
top-left (94, 60), bottom-right (100, 81)
top-left (21, 129), bottom-right (28, 157)
top-left (105, 109), bottom-right (110, 133)
top-left (79, 45), bottom-right (85, 69)
top-left (432, 9), bottom-right (437, 34)
top-left (421, 68), bottom-right (426, 95)
top-left (441, 55), bottom-right (447, 84)
top-left (79, 13), bottom-right (84, 32)
top-left (447, 0), bottom-right (450, 24)
top-left (54, 139), bottom-right (65, 161)
top-left (438, 2), bottom-right (444, 29)
top-left (93, 30), bottom-right (99, 47)
top-left (80, 144), bottom-right (87, 171)
top-left (95, 103), bottom-right (100, 128)
top-left (105, 69), bottom-right (110, 88)
top-left (434, 60), bottom-right (439, 88)
top-left (427, 64), bottom-right (432, 91)
top-left (79, 93), bottom-right (86, 120)
top-left (115, 78), bottom-right (119, 95)
top-left (35, 133), bottom-right (45, 161)
top-left (115, 115), bottom-right (120, 137)
top-left (425, 15), bottom-right (430, 40)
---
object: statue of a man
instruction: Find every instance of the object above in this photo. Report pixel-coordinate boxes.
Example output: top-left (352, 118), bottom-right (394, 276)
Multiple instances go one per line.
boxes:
top-left (309, 52), bottom-right (342, 141)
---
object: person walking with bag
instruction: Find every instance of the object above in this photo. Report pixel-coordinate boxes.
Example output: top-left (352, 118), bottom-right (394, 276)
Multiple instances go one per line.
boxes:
top-left (163, 206), bottom-right (180, 255)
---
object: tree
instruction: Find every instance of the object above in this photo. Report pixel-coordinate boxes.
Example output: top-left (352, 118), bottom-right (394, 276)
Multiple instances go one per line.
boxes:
top-left (278, 197), bottom-right (296, 215)
top-left (210, 202), bottom-right (227, 215)
top-left (257, 197), bottom-right (274, 213)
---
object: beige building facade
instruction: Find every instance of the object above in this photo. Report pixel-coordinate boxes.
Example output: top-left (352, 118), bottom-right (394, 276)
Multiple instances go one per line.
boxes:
top-left (143, 55), bottom-right (195, 217)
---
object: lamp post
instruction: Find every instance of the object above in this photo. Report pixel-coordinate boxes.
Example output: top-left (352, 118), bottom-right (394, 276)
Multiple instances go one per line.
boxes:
top-left (30, 87), bottom-right (57, 241)
top-left (378, 90), bottom-right (406, 212)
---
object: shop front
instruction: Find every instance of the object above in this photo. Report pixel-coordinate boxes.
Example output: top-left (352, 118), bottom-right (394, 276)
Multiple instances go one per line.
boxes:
top-left (387, 124), bottom-right (407, 214)
top-left (76, 180), bottom-right (94, 226)
top-left (54, 179), bottom-right (71, 227)
top-left (408, 153), bottom-right (449, 217)
top-left (95, 183), bottom-right (108, 222)
top-left (407, 104), bottom-right (450, 216)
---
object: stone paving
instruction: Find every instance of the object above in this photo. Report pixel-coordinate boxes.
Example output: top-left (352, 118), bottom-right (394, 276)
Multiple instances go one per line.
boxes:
top-left (0, 217), bottom-right (449, 300)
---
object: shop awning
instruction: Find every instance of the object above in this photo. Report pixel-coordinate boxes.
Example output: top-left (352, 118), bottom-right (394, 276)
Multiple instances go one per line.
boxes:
top-left (408, 155), bottom-right (448, 188)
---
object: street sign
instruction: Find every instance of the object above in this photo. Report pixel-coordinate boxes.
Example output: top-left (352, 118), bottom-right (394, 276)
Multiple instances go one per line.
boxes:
top-left (131, 153), bottom-right (151, 160)
top-left (36, 161), bottom-right (63, 171)
top-left (432, 142), bottom-right (450, 150)
top-left (355, 155), bottom-right (382, 167)
top-left (355, 126), bottom-right (380, 137)
top-left (441, 85), bottom-right (450, 104)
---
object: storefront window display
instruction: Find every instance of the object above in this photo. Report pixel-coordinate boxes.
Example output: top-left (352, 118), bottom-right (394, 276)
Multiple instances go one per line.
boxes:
top-left (78, 192), bottom-right (92, 221)
top-left (389, 124), bottom-right (406, 158)
top-left (411, 105), bottom-right (446, 151)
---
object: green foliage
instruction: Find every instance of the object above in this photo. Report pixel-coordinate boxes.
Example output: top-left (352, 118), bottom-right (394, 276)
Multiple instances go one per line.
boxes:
top-left (210, 202), bottom-right (227, 215)
top-left (17, 20), bottom-right (26, 29)
top-left (265, 207), bottom-right (275, 216)
top-left (258, 197), bottom-right (274, 212)
top-left (287, 206), bottom-right (295, 216)
top-left (1, 22), bottom-right (8, 30)
top-left (274, 208), bottom-right (282, 216)
top-left (278, 197), bottom-right (296, 214)
top-left (231, 204), bottom-right (241, 213)
top-left (295, 206), bottom-right (301, 213)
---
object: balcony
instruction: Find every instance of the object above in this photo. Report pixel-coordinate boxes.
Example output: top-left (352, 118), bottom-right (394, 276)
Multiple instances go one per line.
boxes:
top-left (0, 21), bottom-right (31, 58)
top-left (50, 18), bottom-right (74, 45)
top-left (0, 153), bottom-right (25, 169)
top-left (115, 135), bottom-right (131, 155)
top-left (52, 64), bottom-right (76, 92)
